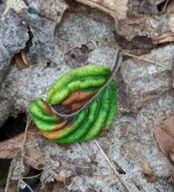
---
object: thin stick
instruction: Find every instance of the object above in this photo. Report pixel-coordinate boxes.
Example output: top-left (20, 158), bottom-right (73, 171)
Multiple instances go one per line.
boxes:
top-left (20, 180), bottom-right (34, 192)
top-left (94, 140), bottom-right (131, 192)
top-left (159, 56), bottom-right (174, 63)
top-left (4, 116), bottom-right (33, 192)
top-left (4, 150), bottom-right (21, 192)
top-left (50, 50), bottom-right (122, 118)
top-left (17, 115), bottom-right (32, 192)
top-left (22, 173), bottom-right (42, 180)
top-left (123, 52), bottom-right (170, 70)
top-left (4, 163), bottom-right (13, 192)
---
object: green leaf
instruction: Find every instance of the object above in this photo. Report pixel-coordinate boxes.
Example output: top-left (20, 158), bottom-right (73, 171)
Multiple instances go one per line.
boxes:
top-left (30, 65), bottom-right (118, 144)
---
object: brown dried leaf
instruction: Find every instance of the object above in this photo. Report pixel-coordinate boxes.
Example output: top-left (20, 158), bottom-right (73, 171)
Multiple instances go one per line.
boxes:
top-left (114, 32), bottom-right (156, 50)
top-left (154, 116), bottom-right (174, 165)
top-left (152, 31), bottom-right (174, 45)
top-left (76, 0), bottom-right (128, 20)
top-left (0, 125), bottom-right (72, 183)
top-left (0, 126), bottom-right (45, 170)
top-left (128, 49), bottom-right (152, 56)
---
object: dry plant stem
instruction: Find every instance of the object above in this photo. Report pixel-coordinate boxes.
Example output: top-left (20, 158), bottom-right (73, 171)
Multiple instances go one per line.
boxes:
top-left (20, 180), bottom-right (34, 192)
top-left (23, 173), bottom-right (42, 180)
top-left (4, 115), bottom-right (33, 192)
top-left (94, 140), bottom-right (131, 192)
top-left (4, 150), bottom-right (21, 192)
top-left (50, 50), bottom-right (121, 118)
top-left (159, 56), bottom-right (174, 63)
top-left (123, 52), bottom-right (170, 70)
top-left (17, 115), bottom-right (32, 192)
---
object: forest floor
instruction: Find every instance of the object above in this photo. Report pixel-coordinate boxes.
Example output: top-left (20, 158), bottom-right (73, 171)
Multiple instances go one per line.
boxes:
top-left (1, 0), bottom-right (174, 192)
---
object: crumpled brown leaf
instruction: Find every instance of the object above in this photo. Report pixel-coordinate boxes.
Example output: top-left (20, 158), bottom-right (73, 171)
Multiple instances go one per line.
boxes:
top-left (0, 126), bottom-right (72, 183)
top-left (76, 0), bottom-right (128, 20)
top-left (154, 116), bottom-right (174, 165)
top-left (0, 126), bottom-right (45, 170)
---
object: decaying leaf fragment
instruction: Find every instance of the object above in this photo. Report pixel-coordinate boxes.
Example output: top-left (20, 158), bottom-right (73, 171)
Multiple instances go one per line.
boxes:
top-left (114, 32), bottom-right (156, 50)
top-left (153, 32), bottom-right (174, 45)
top-left (0, 126), bottom-right (45, 170)
top-left (154, 116), bottom-right (174, 165)
top-left (76, 0), bottom-right (128, 20)
top-left (14, 50), bottom-right (29, 70)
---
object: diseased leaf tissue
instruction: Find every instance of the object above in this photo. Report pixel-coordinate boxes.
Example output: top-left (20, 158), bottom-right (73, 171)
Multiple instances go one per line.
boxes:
top-left (30, 65), bottom-right (117, 144)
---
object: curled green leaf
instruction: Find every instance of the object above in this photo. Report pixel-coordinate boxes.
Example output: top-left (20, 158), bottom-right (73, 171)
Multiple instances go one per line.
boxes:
top-left (30, 65), bottom-right (118, 144)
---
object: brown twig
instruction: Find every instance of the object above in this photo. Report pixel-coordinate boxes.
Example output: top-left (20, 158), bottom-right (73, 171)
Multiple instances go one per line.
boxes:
top-left (22, 173), bottom-right (42, 180)
top-left (4, 150), bottom-right (21, 192)
top-left (4, 115), bottom-right (32, 192)
top-left (17, 115), bottom-right (32, 192)
top-left (94, 140), bottom-right (131, 192)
